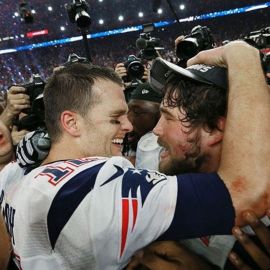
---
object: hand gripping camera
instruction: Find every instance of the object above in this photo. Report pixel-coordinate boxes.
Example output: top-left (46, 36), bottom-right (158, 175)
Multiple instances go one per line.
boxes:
top-left (176, 25), bottom-right (215, 61)
top-left (123, 55), bottom-right (145, 82)
top-left (15, 74), bottom-right (46, 131)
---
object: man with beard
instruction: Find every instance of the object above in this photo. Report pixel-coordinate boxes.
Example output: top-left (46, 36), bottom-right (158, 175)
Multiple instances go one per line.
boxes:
top-left (154, 74), bottom-right (225, 175)
top-left (127, 47), bottom-right (270, 268)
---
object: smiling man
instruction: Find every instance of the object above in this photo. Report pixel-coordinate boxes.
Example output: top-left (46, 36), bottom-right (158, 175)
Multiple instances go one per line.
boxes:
top-left (154, 68), bottom-right (226, 175)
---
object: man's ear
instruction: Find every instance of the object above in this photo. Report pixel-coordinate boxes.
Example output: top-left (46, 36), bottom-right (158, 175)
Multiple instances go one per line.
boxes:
top-left (207, 117), bottom-right (226, 146)
top-left (60, 111), bottom-right (81, 137)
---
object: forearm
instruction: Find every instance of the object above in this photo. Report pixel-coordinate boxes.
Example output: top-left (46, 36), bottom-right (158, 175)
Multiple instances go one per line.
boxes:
top-left (188, 41), bottom-right (270, 225)
top-left (218, 43), bottom-right (270, 224)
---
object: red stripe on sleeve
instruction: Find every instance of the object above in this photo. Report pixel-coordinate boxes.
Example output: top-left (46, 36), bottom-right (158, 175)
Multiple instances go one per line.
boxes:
top-left (120, 198), bottom-right (129, 257)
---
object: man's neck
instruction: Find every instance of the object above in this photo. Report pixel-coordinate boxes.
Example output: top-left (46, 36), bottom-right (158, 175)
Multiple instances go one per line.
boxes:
top-left (42, 142), bottom-right (83, 165)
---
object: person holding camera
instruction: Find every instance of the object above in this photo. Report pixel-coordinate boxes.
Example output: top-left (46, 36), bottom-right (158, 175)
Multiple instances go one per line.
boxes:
top-left (0, 86), bottom-right (31, 146)
top-left (0, 87), bottom-right (30, 128)
top-left (115, 58), bottom-right (149, 102)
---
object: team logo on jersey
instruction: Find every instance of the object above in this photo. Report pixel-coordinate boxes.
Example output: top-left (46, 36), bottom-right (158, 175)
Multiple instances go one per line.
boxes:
top-left (102, 166), bottom-right (167, 257)
top-left (200, 236), bottom-right (210, 246)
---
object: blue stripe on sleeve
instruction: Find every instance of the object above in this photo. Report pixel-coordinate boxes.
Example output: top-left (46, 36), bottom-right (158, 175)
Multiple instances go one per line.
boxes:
top-left (159, 173), bottom-right (235, 240)
top-left (47, 163), bottom-right (104, 249)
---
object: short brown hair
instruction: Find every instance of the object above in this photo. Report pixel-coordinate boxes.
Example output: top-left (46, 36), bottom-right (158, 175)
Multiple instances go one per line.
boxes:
top-left (43, 63), bottom-right (123, 142)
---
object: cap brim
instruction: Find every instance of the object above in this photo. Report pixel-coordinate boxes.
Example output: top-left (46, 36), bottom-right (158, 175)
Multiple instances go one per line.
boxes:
top-left (161, 58), bottom-right (212, 84)
top-left (149, 57), bottom-right (212, 93)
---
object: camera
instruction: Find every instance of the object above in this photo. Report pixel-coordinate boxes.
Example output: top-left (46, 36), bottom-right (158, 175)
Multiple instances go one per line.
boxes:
top-left (19, 2), bottom-right (34, 24)
top-left (244, 27), bottom-right (270, 49)
top-left (66, 0), bottom-right (91, 29)
top-left (64, 53), bottom-right (91, 66)
top-left (136, 33), bottom-right (161, 60)
top-left (22, 74), bottom-right (45, 114)
top-left (136, 23), bottom-right (163, 61)
top-left (15, 74), bottom-right (46, 131)
top-left (176, 25), bottom-right (215, 60)
top-left (123, 55), bottom-right (145, 82)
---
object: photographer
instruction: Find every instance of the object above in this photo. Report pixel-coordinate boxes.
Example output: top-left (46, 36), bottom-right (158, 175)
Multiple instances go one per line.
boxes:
top-left (0, 86), bottom-right (31, 146)
top-left (0, 87), bottom-right (30, 128)
top-left (115, 59), bottom-right (149, 102)
top-left (174, 25), bottom-right (215, 68)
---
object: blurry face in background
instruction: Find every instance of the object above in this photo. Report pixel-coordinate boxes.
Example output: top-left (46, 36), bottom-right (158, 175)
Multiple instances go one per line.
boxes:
top-left (0, 121), bottom-right (14, 167)
top-left (127, 99), bottom-right (160, 150)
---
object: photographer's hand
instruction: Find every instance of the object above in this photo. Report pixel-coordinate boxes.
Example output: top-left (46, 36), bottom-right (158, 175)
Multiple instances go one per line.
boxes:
top-left (115, 62), bottom-right (133, 88)
top-left (115, 63), bottom-right (127, 79)
top-left (142, 67), bottom-right (149, 82)
top-left (0, 86), bottom-right (30, 127)
top-left (174, 35), bottom-right (185, 48)
top-left (11, 125), bottom-right (29, 146)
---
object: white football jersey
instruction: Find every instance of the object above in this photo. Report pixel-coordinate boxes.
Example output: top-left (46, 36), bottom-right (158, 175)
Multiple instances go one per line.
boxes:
top-left (0, 156), bottom-right (235, 269)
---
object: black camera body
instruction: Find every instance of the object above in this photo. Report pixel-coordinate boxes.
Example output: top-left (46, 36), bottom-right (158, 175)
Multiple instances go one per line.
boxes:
top-left (176, 25), bottom-right (215, 60)
top-left (16, 74), bottom-right (46, 131)
top-left (19, 2), bottom-right (34, 24)
top-left (66, 0), bottom-right (91, 29)
top-left (64, 53), bottom-right (91, 66)
top-left (123, 55), bottom-right (145, 82)
top-left (136, 33), bottom-right (162, 60)
top-left (22, 74), bottom-right (45, 114)
top-left (245, 27), bottom-right (270, 49)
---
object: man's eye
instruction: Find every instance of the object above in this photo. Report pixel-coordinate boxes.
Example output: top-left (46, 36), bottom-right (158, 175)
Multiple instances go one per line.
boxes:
top-left (110, 119), bottom-right (120, 124)
top-left (154, 252), bottom-right (179, 263)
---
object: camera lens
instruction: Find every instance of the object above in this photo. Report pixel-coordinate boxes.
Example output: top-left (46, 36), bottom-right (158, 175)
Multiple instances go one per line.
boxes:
top-left (128, 61), bottom-right (144, 79)
top-left (176, 38), bottom-right (199, 60)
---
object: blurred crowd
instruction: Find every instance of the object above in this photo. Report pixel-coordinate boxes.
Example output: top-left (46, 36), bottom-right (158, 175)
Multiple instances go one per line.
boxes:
top-left (0, 7), bottom-right (269, 91)
top-left (0, 0), bottom-right (266, 40)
